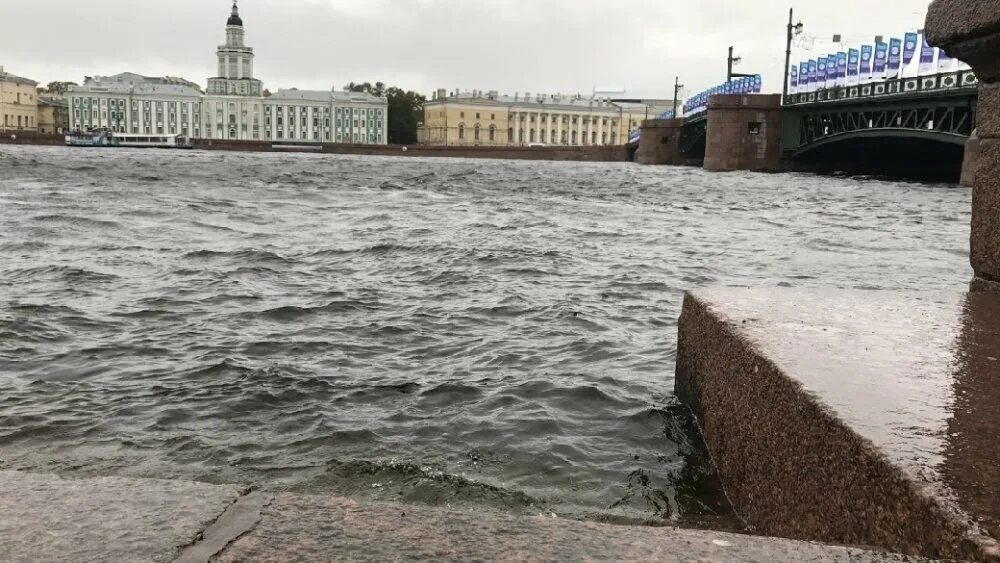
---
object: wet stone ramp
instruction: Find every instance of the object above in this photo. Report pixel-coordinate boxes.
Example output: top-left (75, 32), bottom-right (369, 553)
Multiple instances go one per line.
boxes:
top-left (0, 470), bottom-right (927, 562)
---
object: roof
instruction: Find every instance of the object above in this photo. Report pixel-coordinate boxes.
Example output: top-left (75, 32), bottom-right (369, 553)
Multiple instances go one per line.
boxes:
top-left (268, 88), bottom-right (387, 104)
top-left (70, 73), bottom-right (204, 96)
top-left (426, 91), bottom-right (657, 113)
top-left (227, 1), bottom-right (243, 26)
top-left (38, 96), bottom-right (68, 108)
top-left (0, 71), bottom-right (38, 86)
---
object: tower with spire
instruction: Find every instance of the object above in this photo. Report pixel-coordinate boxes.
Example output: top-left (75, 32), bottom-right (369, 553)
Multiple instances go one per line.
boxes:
top-left (207, 1), bottom-right (263, 96)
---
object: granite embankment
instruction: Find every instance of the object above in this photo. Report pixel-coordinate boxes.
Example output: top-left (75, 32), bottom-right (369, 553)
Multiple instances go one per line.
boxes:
top-left (0, 470), bottom-right (930, 562)
top-left (0, 133), bottom-right (630, 161)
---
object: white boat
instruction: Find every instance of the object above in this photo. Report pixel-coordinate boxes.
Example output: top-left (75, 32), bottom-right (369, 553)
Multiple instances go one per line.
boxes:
top-left (65, 130), bottom-right (193, 149)
top-left (115, 134), bottom-right (193, 149)
top-left (66, 130), bottom-right (119, 147)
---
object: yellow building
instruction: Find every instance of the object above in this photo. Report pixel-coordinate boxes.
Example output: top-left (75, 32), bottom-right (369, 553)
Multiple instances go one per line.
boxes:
top-left (417, 89), bottom-right (669, 147)
top-left (37, 96), bottom-right (69, 134)
top-left (0, 67), bottom-right (39, 132)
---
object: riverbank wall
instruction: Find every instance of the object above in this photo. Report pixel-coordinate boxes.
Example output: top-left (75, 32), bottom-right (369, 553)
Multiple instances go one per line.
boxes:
top-left (0, 134), bottom-right (630, 162)
top-left (199, 139), bottom-right (631, 161)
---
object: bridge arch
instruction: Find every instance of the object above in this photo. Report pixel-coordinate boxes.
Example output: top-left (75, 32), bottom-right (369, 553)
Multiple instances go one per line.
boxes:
top-left (790, 128), bottom-right (967, 182)
top-left (791, 128), bottom-right (968, 158)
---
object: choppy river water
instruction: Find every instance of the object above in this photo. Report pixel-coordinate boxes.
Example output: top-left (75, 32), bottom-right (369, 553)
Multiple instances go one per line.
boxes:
top-left (0, 145), bottom-right (972, 526)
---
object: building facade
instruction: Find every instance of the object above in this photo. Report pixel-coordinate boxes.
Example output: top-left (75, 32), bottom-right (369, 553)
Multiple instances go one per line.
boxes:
top-left (0, 67), bottom-right (39, 132)
top-left (417, 89), bottom-right (668, 147)
top-left (37, 96), bottom-right (69, 134)
top-left (68, 2), bottom-right (387, 145)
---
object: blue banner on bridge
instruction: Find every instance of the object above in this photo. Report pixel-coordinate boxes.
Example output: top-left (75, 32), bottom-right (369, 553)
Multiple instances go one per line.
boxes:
top-left (888, 38), bottom-right (902, 78)
top-left (836, 52), bottom-right (848, 86)
top-left (919, 34), bottom-right (935, 74)
top-left (681, 74), bottom-right (763, 117)
top-left (847, 49), bottom-right (860, 86)
top-left (903, 32), bottom-right (918, 66)
top-left (860, 45), bottom-right (873, 83)
top-left (873, 42), bottom-right (888, 77)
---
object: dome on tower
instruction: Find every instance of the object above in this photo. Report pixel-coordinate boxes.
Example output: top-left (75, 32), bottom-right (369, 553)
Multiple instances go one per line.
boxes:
top-left (227, 1), bottom-right (243, 26)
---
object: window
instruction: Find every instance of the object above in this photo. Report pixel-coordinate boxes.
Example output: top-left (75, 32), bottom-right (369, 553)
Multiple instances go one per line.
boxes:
top-left (474, 125), bottom-right (480, 141)
top-left (489, 126), bottom-right (496, 141)
top-left (460, 112), bottom-right (465, 118)
top-left (458, 124), bottom-right (465, 140)
top-left (748, 122), bottom-right (762, 135)
top-left (491, 114), bottom-right (495, 120)
top-left (476, 113), bottom-right (480, 119)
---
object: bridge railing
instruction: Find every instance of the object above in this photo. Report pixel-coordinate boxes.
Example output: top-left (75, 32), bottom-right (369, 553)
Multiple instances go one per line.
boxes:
top-left (785, 69), bottom-right (977, 106)
top-left (627, 77), bottom-right (762, 144)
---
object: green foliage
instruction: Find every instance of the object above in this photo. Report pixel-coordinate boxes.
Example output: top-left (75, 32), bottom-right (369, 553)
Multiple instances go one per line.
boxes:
top-left (343, 82), bottom-right (426, 145)
top-left (44, 81), bottom-right (77, 95)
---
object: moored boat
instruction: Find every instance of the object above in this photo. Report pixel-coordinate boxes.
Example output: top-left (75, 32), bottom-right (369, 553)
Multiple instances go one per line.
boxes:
top-left (66, 130), bottom-right (120, 147)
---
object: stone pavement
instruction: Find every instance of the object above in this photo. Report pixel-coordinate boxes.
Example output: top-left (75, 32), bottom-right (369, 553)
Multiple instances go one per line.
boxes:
top-left (0, 470), bottom-right (927, 562)
top-left (676, 288), bottom-right (1000, 562)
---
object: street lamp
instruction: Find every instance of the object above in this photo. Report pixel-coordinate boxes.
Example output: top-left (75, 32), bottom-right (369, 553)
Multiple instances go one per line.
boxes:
top-left (783, 8), bottom-right (805, 104)
top-left (728, 47), bottom-right (753, 81)
top-left (673, 76), bottom-right (685, 117)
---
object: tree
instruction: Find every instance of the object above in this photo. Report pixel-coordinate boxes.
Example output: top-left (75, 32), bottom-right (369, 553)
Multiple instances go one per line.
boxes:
top-left (385, 87), bottom-right (425, 145)
top-left (343, 81), bottom-right (425, 144)
top-left (43, 81), bottom-right (77, 95)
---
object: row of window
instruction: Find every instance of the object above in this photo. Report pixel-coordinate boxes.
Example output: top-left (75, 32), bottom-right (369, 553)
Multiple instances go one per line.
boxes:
top-left (2, 114), bottom-right (34, 127)
top-left (515, 129), bottom-right (617, 145)
top-left (442, 110), bottom-right (623, 128)
top-left (75, 124), bottom-right (384, 144)
top-left (72, 98), bottom-right (383, 119)
top-left (452, 123), bottom-right (618, 145)
top-left (75, 109), bottom-right (381, 133)
top-left (4, 92), bottom-right (34, 104)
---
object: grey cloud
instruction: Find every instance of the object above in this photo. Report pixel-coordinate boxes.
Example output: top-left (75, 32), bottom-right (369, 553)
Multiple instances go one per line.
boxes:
top-left (1, 0), bottom-right (932, 99)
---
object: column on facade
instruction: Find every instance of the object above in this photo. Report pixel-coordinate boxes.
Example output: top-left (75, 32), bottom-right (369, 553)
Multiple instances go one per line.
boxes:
top-left (556, 113), bottom-right (563, 146)
top-left (596, 113), bottom-right (604, 145)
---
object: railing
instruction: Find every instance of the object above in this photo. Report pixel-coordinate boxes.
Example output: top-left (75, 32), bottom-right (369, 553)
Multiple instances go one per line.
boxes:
top-left (785, 69), bottom-right (977, 106)
top-left (684, 75), bottom-right (763, 118)
top-left (627, 76), bottom-right (762, 144)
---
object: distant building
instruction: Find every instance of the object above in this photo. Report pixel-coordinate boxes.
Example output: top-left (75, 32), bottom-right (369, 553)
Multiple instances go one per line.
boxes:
top-left (0, 66), bottom-right (39, 132)
top-left (417, 89), bottom-right (675, 147)
top-left (37, 96), bottom-right (69, 134)
top-left (68, 2), bottom-right (388, 144)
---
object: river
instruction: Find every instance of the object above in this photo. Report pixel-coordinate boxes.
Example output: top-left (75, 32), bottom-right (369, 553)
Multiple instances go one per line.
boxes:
top-left (0, 145), bottom-right (971, 527)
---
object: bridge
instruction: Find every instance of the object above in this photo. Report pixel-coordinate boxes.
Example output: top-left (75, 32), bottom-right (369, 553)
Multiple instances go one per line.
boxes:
top-left (633, 68), bottom-right (979, 183)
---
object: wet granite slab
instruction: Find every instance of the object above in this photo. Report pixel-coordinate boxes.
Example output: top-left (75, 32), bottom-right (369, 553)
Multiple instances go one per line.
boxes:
top-left (0, 470), bottom-right (245, 562)
top-left (676, 288), bottom-right (1000, 561)
top-left (217, 493), bottom-right (923, 562)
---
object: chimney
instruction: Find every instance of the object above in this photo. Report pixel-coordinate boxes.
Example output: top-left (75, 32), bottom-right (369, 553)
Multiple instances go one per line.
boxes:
top-left (437, 88), bottom-right (446, 99)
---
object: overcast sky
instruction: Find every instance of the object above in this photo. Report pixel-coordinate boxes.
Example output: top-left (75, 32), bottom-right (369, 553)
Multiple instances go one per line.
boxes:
top-left (2, 0), bottom-right (932, 99)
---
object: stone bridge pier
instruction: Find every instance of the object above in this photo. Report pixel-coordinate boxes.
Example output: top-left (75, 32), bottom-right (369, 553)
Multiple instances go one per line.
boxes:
top-left (636, 118), bottom-right (685, 165)
top-left (927, 0), bottom-right (1000, 289)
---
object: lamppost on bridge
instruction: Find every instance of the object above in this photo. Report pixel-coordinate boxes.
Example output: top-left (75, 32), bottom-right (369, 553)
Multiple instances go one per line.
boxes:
top-left (673, 76), bottom-right (684, 117)
top-left (727, 47), bottom-right (753, 82)
top-left (783, 8), bottom-right (805, 104)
